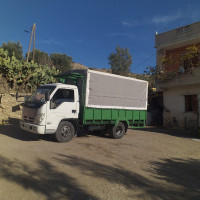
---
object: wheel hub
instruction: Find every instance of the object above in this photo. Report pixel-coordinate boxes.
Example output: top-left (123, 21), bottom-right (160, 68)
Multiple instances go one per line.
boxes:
top-left (116, 126), bottom-right (122, 136)
top-left (61, 126), bottom-right (71, 138)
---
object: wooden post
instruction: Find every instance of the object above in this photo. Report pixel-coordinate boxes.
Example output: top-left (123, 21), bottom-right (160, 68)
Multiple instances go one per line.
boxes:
top-left (26, 23), bottom-right (36, 62)
top-left (33, 24), bottom-right (36, 61)
top-left (198, 95), bottom-right (200, 130)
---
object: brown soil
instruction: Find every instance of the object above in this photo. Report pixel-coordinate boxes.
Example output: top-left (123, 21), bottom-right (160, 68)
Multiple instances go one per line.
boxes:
top-left (0, 120), bottom-right (200, 200)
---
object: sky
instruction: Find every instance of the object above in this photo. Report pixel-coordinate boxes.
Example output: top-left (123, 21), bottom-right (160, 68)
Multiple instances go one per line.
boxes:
top-left (1, 0), bottom-right (200, 74)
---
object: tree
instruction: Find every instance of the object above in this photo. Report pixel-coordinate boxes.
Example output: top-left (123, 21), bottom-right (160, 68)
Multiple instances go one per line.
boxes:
top-left (2, 41), bottom-right (23, 60)
top-left (50, 53), bottom-right (72, 72)
top-left (0, 48), bottom-right (59, 92)
top-left (162, 44), bottom-right (200, 74)
top-left (108, 46), bottom-right (132, 76)
top-left (26, 49), bottom-right (52, 66)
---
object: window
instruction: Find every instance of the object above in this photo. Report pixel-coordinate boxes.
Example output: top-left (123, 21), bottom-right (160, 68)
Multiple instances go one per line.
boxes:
top-left (176, 25), bottom-right (191, 35)
top-left (176, 27), bottom-right (184, 35)
top-left (185, 95), bottom-right (197, 112)
top-left (28, 86), bottom-right (56, 102)
top-left (51, 89), bottom-right (74, 109)
top-left (185, 25), bottom-right (191, 32)
top-left (183, 54), bottom-right (199, 73)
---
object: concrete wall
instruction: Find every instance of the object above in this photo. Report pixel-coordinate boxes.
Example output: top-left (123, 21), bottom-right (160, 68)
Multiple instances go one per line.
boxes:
top-left (155, 21), bottom-right (200, 49)
top-left (158, 68), bottom-right (200, 90)
top-left (163, 85), bottom-right (200, 129)
top-left (155, 21), bottom-right (200, 70)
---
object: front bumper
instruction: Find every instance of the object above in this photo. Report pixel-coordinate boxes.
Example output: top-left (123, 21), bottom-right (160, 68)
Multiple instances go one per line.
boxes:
top-left (20, 121), bottom-right (46, 134)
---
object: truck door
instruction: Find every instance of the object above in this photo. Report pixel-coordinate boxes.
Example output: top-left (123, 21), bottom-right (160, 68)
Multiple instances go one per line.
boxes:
top-left (45, 88), bottom-right (78, 133)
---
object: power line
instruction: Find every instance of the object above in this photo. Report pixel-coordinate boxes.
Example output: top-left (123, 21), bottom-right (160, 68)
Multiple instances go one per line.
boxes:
top-left (132, 51), bottom-right (156, 72)
top-left (37, 32), bottom-right (93, 67)
top-left (1, 24), bottom-right (93, 67)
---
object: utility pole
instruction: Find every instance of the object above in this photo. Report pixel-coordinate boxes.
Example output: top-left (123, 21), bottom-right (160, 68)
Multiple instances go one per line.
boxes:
top-left (26, 23), bottom-right (36, 62)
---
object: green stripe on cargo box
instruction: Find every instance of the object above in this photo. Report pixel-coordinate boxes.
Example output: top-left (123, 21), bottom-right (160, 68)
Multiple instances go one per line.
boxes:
top-left (83, 107), bottom-right (146, 127)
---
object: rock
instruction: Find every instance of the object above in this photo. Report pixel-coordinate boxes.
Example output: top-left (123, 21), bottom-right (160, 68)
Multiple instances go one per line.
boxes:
top-left (0, 104), bottom-right (5, 109)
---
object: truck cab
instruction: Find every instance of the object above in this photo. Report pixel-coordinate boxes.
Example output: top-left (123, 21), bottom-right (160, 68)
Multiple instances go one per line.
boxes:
top-left (20, 83), bottom-right (79, 141)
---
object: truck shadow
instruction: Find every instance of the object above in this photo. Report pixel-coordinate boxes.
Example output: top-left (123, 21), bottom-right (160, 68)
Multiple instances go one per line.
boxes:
top-left (0, 118), bottom-right (55, 142)
top-left (0, 118), bottom-right (109, 142)
top-left (0, 155), bottom-right (98, 200)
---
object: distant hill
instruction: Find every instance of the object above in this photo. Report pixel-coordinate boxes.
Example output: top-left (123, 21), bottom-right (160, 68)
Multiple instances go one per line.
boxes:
top-left (71, 62), bottom-right (143, 79)
top-left (71, 63), bottom-right (88, 69)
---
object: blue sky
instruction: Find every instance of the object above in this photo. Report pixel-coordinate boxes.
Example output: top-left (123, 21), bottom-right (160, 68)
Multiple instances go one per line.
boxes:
top-left (1, 0), bottom-right (200, 73)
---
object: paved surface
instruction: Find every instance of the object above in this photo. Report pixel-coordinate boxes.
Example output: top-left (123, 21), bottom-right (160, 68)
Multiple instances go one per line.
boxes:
top-left (0, 120), bottom-right (200, 200)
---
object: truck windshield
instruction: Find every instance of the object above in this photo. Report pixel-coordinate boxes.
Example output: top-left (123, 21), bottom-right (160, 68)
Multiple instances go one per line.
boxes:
top-left (28, 86), bottom-right (56, 102)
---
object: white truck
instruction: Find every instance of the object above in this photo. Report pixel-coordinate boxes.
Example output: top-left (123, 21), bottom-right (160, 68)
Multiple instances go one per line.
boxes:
top-left (20, 69), bottom-right (148, 142)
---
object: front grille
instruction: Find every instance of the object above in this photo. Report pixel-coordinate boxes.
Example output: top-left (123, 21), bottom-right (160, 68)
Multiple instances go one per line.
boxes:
top-left (23, 116), bottom-right (34, 123)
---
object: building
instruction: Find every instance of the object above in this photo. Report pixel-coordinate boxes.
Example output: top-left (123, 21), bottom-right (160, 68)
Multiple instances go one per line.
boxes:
top-left (155, 21), bottom-right (200, 130)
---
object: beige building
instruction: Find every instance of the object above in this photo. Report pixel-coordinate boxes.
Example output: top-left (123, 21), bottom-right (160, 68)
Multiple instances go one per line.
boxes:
top-left (155, 21), bottom-right (200, 129)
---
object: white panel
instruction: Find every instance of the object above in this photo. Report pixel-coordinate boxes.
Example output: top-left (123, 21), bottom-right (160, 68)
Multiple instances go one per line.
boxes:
top-left (85, 70), bottom-right (148, 110)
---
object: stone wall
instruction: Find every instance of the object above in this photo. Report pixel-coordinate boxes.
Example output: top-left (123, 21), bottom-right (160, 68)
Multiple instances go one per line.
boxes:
top-left (0, 93), bottom-right (23, 124)
top-left (0, 76), bottom-right (9, 94)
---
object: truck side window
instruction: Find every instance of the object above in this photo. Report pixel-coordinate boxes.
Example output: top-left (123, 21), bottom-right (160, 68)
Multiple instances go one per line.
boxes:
top-left (51, 89), bottom-right (74, 109)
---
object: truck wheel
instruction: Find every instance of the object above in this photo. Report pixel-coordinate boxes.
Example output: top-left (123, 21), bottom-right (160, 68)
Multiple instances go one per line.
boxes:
top-left (110, 122), bottom-right (125, 139)
top-left (55, 121), bottom-right (75, 143)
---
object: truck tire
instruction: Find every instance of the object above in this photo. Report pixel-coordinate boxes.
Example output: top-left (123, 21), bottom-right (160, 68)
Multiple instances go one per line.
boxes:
top-left (110, 122), bottom-right (125, 139)
top-left (55, 121), bottom-right (75, 143)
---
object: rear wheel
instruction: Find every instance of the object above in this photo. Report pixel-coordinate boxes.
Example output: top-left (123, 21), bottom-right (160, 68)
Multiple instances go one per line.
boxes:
top-left (110, 122), bottom-right (125, 139)
top-left (55, 121), bottom-right (75, 143)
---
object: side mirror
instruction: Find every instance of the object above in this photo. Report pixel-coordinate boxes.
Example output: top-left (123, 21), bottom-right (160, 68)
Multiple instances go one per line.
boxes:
top-left (45, 91), bottom-right (50, 101)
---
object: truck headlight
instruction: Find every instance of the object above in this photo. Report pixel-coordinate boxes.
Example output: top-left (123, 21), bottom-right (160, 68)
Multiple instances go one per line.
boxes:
top-left (34, 113), bottom-right (45, 124)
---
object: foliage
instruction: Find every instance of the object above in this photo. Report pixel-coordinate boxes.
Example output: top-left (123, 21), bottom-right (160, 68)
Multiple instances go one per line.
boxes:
top-left (181, 45), bottom-right (200, 69)
top-left (162, 44), bottom-right (200, 74)
top-left (143, 65), bottom-right (181, 87)
top-left (142, 44), bottom-right (200, 88)
top-left (108, 46), bottom-right (132, 76)
top-left (26, 49), bottom-right (52, 66)
top-left (0, 48), bottom-right (59, 92)
top-left (26, 51), bottom-right (73, 73)
top-left (50, 53), bottom-right (72, 73)
top-left (2, 41), bottom-right (23, 60)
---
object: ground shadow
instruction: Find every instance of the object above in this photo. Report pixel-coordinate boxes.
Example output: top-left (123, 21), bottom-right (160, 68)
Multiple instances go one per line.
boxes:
top-left (148, 158), bottom-right (200, 200)
top-left (54, 154), bottom-right (200, 200)
top-left (0, 155), bottom-right (98, 200)
top-left (0, 153), bottom-right (199, 199)
top-left (133, 126), bottom-right (199, 139)
top-left (87, 130), bottom-right (113, 139)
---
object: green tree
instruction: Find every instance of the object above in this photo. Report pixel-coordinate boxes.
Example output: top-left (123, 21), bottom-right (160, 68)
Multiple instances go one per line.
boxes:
top-left (162, 44), bottom-right (200, 74)
top-left (0, 48), bottom-right (59, 92)
top-left (2, 41), bottom-right (23, 60)
top-left (50, 53), bottom-right (72, 72)
top-left (108, 46), bottom-right (132, 76)
top-left (26, 49), bottom-right (52, 66)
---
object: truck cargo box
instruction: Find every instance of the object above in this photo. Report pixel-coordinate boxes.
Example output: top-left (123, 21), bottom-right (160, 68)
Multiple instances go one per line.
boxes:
top-left (85, 70), bottom-right (148, 110)
top-left (60, 69), bottom-right (148, 109)
top-left (58, 69), bottom-right (148, 127)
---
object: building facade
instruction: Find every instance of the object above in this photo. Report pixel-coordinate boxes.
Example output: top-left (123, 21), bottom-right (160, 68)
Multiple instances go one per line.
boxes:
top-left (155, 22), bottom-right (200, 130)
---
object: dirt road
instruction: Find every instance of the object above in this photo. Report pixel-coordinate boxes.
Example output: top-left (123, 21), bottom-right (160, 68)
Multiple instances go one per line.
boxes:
top-left (0, 120), bottom-right (200, 200)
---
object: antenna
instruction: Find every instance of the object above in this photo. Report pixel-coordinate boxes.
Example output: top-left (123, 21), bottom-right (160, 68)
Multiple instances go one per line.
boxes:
top-left (26, 23), bottom-right (36, 62)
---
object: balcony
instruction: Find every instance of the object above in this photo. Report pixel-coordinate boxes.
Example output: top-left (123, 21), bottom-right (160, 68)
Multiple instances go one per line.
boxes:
top-left (157, 67), bottom-right (200, 90)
